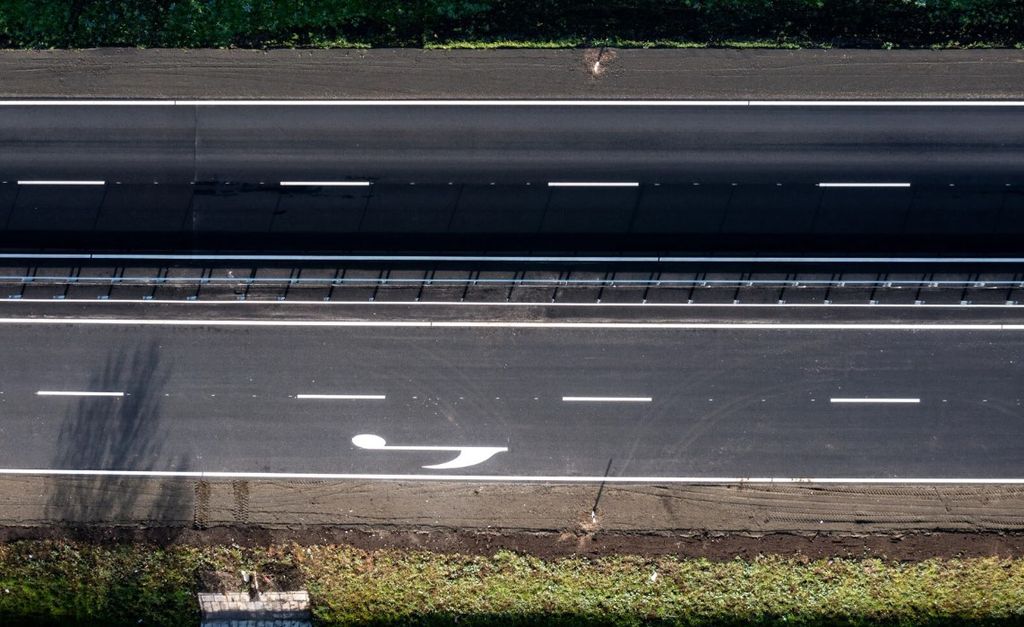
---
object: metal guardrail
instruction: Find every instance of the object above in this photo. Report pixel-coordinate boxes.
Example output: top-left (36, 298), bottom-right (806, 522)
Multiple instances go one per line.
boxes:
top-left (3, 274), bottom-right (1024, 289)
top-left (2, 267), bottom-right (1021, 305)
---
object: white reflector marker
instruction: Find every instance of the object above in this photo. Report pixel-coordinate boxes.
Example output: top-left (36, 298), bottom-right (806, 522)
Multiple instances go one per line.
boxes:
top-left (17, 180), bottom-right (105, 186)
top-left (830, 398), bottom-right (921, 404)
top-left (280, 181), bottom-right (371, 187)
top-left (296, 394), bottom-right (386, 400)
top-left (817, 183), bottom-right (912, 188)
top-left (37, 390), bottom-right (124, 397)
top-left (563, 396), bottom-right (653, 402)
top-left (548, 182), bottom-right (640, 188)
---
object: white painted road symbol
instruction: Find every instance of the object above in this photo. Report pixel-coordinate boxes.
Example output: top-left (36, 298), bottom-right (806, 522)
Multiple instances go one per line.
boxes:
top-left (352, 433), bottom-right (508, 470)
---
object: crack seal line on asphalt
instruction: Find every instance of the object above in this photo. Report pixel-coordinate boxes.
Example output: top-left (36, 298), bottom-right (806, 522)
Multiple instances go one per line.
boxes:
top-left (0, 318), bottom-right (1021, 330)
top-left (0, 468), bottom-right (1021, 483)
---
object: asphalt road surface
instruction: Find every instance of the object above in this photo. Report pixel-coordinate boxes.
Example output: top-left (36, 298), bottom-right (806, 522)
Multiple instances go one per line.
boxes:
top-left (1, 313), bottom-right (1022, 480)
top-left (2, 180), bottom-right (1023, 253)
top-left (2, 103), bottom-right (1023, 185)
top-left (2, 102), bottom-right (1023, 255)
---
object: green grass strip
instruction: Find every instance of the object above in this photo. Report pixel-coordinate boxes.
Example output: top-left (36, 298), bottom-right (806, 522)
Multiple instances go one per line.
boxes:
top-left (2, 541), bottom-right (1024, 626)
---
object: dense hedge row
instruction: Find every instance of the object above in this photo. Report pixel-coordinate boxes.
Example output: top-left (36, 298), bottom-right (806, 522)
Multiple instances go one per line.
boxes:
top-left (1, 0), bottom-right (1022, 49)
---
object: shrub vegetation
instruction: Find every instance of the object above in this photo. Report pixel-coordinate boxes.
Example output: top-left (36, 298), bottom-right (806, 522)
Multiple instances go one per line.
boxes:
top-left (0, 0), bottom-right (1022, 49)
top-left (3, 541), bottom-right (1024, 625)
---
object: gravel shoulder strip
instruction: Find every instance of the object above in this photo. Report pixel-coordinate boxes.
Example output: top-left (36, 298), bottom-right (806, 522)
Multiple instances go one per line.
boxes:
top-left (1, 48), bottom-right (1022, 100)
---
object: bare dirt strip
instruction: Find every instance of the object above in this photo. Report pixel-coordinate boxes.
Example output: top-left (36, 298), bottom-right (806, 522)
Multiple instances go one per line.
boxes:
top-left (0, 48), bottom-right (1022, 100)
top-left (2, 477), bottom-right (1024, 558)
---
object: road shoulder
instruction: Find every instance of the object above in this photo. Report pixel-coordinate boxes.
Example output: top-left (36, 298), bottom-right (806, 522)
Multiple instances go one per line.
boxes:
top-left (3, 477), bottom-right (1024, 556)
top-left (1, 48), bottom-right (1022, 100)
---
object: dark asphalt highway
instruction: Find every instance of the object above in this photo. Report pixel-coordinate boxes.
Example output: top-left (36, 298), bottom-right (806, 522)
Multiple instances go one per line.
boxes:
top-left (1, 104), bottom-right (1023, 185)
top-left (2, 180), bottom-right (1023, 254)
top-left (1, 314), bottom-right (1022, 479)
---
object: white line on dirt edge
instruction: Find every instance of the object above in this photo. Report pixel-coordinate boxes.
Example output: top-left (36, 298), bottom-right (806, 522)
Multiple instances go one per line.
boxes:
top-left (2, 100), bottom-right (1024, 106)
top-left (0, 318), bottom-right (1020, 330)
top-left (0, 468), bottom-right (1019, 483)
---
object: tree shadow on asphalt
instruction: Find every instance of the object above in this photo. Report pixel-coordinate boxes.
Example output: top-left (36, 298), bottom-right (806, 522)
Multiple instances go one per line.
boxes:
top-left (45, 340), bottom-right (193, 535)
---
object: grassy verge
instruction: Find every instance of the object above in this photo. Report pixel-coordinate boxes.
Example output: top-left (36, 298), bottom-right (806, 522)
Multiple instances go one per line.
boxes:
top-left (2, 540), bottom-right (1024, 626)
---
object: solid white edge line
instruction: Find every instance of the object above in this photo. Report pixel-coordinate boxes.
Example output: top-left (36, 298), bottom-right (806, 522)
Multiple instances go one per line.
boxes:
top-left (3, 253), bottom-right (1023, 263)
top-left (280, 181), bottom-right (371, 187)
top-left (656, 256), bottom-right (1024, 263)
top-left (548, 182), bottom-right (641, 188)
top-left (36, 390), bottom-right (124, 397)
top-left (0, 101), bottom-right (177, 106)
top-left (563, 396), bottom-right (653, 402)
top-left (830, 398), bottom-right (921, 404)
top-left (0, 299), bottom-right (1021, 309)
top-left (0, 468), bottom-right (1020, 483)
top-left (16, 180), bottom-right (105, 186)
top-left (751, 101), bottom-right (1024, 107)
top-left (296, 394), bottom-right (386, 400)
top-left (1, 99), bottom-right (1023, 106)
top-left (817, 183), bottom-right (912, 188)
top-left (0, 318), bottom-right (1021, 330)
